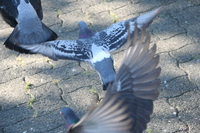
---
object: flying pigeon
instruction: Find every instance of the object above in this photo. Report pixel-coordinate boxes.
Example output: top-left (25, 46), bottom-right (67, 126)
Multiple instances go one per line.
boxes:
top-left (60, 25), bottom-right (161, 133)
top-left (18, 7), bottom-right (162, 90)
top-left (60, 94), bottom-right (132, 133)
top-left (0, 0), bottom-right (58, 53)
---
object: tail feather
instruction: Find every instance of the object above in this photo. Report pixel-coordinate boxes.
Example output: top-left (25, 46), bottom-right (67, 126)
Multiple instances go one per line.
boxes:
top-left (4, 22), bottom-right (58, 54)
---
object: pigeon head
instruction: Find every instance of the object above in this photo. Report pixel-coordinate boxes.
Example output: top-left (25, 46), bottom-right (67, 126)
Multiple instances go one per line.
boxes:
top-left (60, 107), bottom-right (80, 130)
top-left (78, 21), bottom-right (95, 39)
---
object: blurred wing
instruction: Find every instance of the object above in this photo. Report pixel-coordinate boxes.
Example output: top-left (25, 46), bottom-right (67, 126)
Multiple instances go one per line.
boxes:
top-left (110, 25), bottom-right (161, 99)
top-left (19, 40), bottom-right (91, 61)
top-left (69, 93), bottom-right (132, 133)
top-left (107, 25), bottom-right (161, 132)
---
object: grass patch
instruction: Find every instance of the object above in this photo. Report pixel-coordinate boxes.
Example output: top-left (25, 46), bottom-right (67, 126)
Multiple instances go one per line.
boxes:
top-left (82, 70), bottom-right (96, 75)
top-left (53, 79), bottom-right (60, 83)
top-left (28, 95), bottom-right (35, 105)
top-left (88, 24), bottom-right (95, 31)
top-left (84, 13), bottom-right (91, 21)
top-left (90, 87), bottom-right (97, 94)
top-left (57, 11), bottom-right (61, 16)
top-left (33, 111), bottom-right (38, 118)
top-left (192, 55), bottom-right (200, 60)
top-left (146, 128), bottom-right (154, 133)
top-left (16, 57), bottom-right (24, 65)
top-left (82, 71), bottom-right (88, 74)
top-left (110, 13), bottom-right (118, 23)
top-left (27, 95), bottom-right (35, 109)
top-left (46, 58), bottom-right (54, 69)
top-left (25, 83), bottom-right (32, 90)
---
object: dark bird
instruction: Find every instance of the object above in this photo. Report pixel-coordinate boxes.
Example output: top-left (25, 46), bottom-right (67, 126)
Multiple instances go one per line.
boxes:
top-left (0, 0), bottom-right (58, 53)
top-left (19, 7), bottom-right (162, 90)
top-left (60, 25), bottom-right (161, 133)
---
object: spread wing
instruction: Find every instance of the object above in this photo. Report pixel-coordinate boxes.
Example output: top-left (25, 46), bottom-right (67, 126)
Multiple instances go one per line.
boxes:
top-left (68, 93), bottom-right (132, 133)
top-left (96, 7), bottom-right (162, 52)
top-left (106, 25), bottom-right (161, 133)
top-left (19, 40), bottom-right (92, 61)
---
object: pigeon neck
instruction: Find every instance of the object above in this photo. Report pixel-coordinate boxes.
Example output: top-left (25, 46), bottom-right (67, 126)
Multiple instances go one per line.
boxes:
top-left (79, 28), bottom-right (95, 39)
top-left (64, 115), bottom-right (79, 129)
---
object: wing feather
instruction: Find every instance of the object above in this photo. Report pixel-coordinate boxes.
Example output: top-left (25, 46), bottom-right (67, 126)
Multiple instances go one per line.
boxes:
top-left (19, 40), bottom-right (91, 61)
top-left (69, 93), bottom-right (132, 133)
top-left (106, 25), bottom-right (161, 133)
top-left (96, 7), bottom-right (162, 52)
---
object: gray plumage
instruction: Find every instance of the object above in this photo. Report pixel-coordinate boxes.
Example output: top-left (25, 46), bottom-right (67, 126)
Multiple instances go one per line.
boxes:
top-left (19, 7), bottom-right (162, 90)
top-left (60, 25), bottom-right (161, 133)
top-left (0, 0), bottom-right (57, 53)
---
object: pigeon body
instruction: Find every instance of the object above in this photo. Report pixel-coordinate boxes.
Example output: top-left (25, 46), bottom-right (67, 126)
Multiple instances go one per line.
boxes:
top-left (19, 7), bottom-right (162, 90)
top-left (60, 25), bottom-right (161, 133)
top-left (0, 0), bottom-right (58, 53)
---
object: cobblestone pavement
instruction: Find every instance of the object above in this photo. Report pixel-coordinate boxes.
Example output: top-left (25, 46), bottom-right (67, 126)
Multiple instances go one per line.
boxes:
top-left (0, 0), bottom-right (200, 133)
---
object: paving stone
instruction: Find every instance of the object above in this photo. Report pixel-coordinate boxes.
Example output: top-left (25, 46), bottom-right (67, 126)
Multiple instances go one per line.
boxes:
top-left (62, 87), bottom-right (98, 117)
top-left (180, 58), bottom-right (200, 88)
top-left (159, 53), bottom-right (185, 82)
top-left (171, 6), bottom-right (200, 39)
top-left (0, 58), bottom-right (52, 84)
top-left (170, 42), bottom-right (200, 63)
top-left (156, 33), bottom-right (189, 53)
top-left (3, 110), bottom-right (63, 133)
top-left (0, 78), bottom-right (29, 110)
top-left (150, 13), bottom-right (185, 43)
top-left (0, 104), bottom-right (33, 127)
top-left (60, 9), bottom-right (85, 32)
top-left (58, 69), bottom-right (101, 94)
top-left (169, 90), bottom-right (200, 111)
top-left (147, 99), bottom-right (187, 132)
top-left (168, 91), bottom-right (200, 131)
top-left (28, 83), bottom-right (66, 116)
top-left (159, 76), bottom-right (198, 98)
top-left (25, 62), bottom-right (83, 87)
top-left (179, 107), bottom-right (200, 133)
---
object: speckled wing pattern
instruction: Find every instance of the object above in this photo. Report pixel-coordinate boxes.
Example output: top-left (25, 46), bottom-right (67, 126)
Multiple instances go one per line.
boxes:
top-left (96, 21), bottom-right (131, 52)
top-left (106, 25), bottom-right (161, 133)
top-left (68, 93), bottom-right (132, 133)
top-left (20, 39), bottom-right (93, 61)
top-left (96, 7), bottom-right (162, 52)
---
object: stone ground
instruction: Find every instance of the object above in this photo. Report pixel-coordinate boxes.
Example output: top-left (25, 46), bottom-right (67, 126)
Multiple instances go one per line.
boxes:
top-left (0, 0), bottom-right (200, 133)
